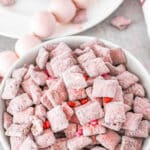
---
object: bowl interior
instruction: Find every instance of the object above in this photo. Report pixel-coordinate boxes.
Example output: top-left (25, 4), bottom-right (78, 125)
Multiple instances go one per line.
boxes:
top-left (0, 36), bottom-right (150, 150)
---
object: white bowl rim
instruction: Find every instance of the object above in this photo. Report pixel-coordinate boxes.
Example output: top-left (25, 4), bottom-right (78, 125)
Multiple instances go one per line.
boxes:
top-left (0, 35), bottom-right (150, 150)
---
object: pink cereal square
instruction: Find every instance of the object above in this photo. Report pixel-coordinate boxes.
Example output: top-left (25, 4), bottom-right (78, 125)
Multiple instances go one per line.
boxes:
top-left (64, 123), bottom-right (77, 138)
top-left (112, 85), bottom-right (124, 102)
top-left (31, 116), bottom-right (43, 136)
top-left (101, 120), bottom-right (122, 131)
top-left (125, 120), bottom-right (149, 138)
top-left (133, 97), bottom-right (150, 120)
top-left (80, 39), bottom-right (105, 50)
top-left (86, 86), bottom-right (102, 104)
top-left (2, 78), bottom-right (20, 99)
top-left (47, 106), bottom-right (69, 132)
top-left (35, 129), bottom-right (56, 148)
top-left (67, 88), bottom-right (87, 101)
top-left (82, 58), bottom-right (109, 77)
top-left (123, 93), bottom-right (134, 106)
top-left (105, 102), bottom-right (126, 124)
top-left (19, 136), bottom-right (38, 150)
top-left (82, 120), bottom-right (106, 136)
top-left (12, 67), bottom-right (28, 81)
top-left (110, 48), bottom-right (126, 65)
top-left (7, 93), bottom-right (33, 115)
top-left (40, 92), bottom-right (53, 110)
top-left (36, 47), bottom-right (49, 69)
top-left (77, 48), bottom-right (96, 64)
top-left (46, 62), bottom-right (55, 77)
top-left (75, 101), bottom-right (104, 125)
top-left (3, 112), bottom-right (12, 130)
top-left (22, 78), bottom-right (42, 104)
top-left (67, 136), bottom-right (92, 150)
top-left (117, 71), bottom-right (139, 89)
top-left (10, 136), bottom-right (26, 150)
top-left (35, 104), bottom-right (47, 121)
top-left (124, 104), bottom-right (132, 113)
top-left (50, 52), bottom-right (76, 77)
top-left (111, 16), bottom-right (131, 30)
top-left (46, 79), bottom-right (68, 105)
top-left (92, 77), bottom-right (119, 98)
top-left (120, 136), bottom-right (143, 150)
top-left (106, 62), bottom-right (126, 76)
top-left (123, 112), bottom-right (143, 131)
top-left (63, 71), bottom-right (87, 89)
top-left (92, 44), bottom-right (112, 63)
top-left (50, 42), bottom-right (72, 57)
top-left (96, 130), bottom-right (121, 150)
top-left (5, 124), bottom-right (31, 137)
top-left (44, 43), bottom-right (56, 52)
top-left (13, 107), bottom-right (34, 124)
top-left (30, 70), bottom-right (48, 86)
top-left (125, 83), bottom-right (145, 97)
top-left (23, 64), bottom-right (34, 80)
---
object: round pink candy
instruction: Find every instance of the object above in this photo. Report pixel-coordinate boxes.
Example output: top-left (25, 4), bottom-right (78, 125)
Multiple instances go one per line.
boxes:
top-left (15, 34), bottom-right (41, 57)
top-left (48, 0), bottom-right (77, 23)
top-left (31, 11), bottom-right (56, 38)
top-left (0, 51), bottom-right (18, 77)
top-left (0, 0), bottom-right (15, 6)
top-left (73, 0), bottom-right (90, 9)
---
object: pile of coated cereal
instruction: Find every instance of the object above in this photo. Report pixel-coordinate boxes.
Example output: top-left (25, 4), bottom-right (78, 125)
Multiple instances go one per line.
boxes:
top-left (2, 40), bottom-right (150, 150)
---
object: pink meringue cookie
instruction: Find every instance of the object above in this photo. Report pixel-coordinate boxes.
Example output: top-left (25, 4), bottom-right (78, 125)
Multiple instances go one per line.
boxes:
top-left (15, 34), bottom-right (41, 57)
top-left (48, 0), bottom-right (77, 23)
top-left (0, 0), bottom-right (15, 6)
top-left (73, 0), bottom-right (90, 9)
top-left (31, 11), bottom-right (56, 38)
top-left (0, 51), bottom-right (18, 77)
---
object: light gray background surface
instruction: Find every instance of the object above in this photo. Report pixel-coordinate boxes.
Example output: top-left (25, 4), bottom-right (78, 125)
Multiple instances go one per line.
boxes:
top-left (0, 0), bottom-right (149, 149)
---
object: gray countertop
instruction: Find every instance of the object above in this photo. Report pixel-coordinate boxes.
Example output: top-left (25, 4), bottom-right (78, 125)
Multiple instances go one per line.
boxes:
top-left (0, 0), bottom-right (150, 149)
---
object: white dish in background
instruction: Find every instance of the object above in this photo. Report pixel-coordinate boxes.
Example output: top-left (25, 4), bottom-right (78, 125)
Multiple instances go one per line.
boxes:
top-left (0, 0), bottom-right (123, 39)
top-left (0, 36), bottom-right (150, 150)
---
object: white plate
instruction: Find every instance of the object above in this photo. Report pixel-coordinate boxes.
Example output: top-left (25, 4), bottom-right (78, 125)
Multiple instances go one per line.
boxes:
top-left (0, 0), bottom-right (123, 39)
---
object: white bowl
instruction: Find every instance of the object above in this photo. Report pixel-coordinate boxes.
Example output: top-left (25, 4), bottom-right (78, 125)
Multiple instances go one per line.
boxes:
top-left (0, 36), bottom-right (150, 150)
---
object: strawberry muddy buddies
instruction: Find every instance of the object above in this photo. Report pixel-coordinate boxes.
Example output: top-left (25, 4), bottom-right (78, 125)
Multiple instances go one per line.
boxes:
top-left (2, 40), bottom-right (150, 150)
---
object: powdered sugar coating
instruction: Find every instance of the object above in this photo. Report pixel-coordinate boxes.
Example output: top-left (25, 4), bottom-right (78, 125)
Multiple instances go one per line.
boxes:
top-left (96, 130), bottom-right (121, 150)
top-left (47, 106), bottom-right (69, 132)
top-left (75, 101), bottom-right (104, 125)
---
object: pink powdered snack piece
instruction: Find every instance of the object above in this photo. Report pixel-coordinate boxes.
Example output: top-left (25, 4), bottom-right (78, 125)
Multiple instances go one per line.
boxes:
top-left (2, 40), bottom-right (149, 149)
top-left (111, 16), bottom-right (131, 30)
top-left (96, 130), bottom-right (121, 150)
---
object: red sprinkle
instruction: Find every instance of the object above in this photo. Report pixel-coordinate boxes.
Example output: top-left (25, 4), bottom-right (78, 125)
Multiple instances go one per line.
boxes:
top-left (67, 101), bottom-right (77, 108)
top-left (103, 97), bottom-right (113, 103)
top-left (102, 73), bottom-right (109, 78)
top-left (83, 74), bottom-right (89, 81)
top-left (44, 69), bottom-right (49, 76)
top-left (89, 120), bottom-right (99, 126)
top-left (76, 127), bottom-right (83, 137)
top-left (80, 99), bottom-right (88, 105)
top-left (43, 120), bottom-right (50, 129)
